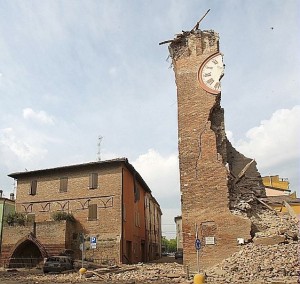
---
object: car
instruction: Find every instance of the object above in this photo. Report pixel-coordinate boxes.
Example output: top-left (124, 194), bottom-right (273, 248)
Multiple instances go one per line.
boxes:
top-left (43, 255), bottom-right (74, 273)
top-left (175, 249), bottom-right (183, 259)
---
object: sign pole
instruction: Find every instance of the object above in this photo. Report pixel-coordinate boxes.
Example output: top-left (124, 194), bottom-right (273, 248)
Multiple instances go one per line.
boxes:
top-left (197, 249), bottom-right (199, 273)
top-left (79, 233), bottom-right (85, 268)
top-left (194, 224), bottom-right (205, 284)
top-left (79, 233), bottom-right (87, 277)
top-left (195, 223), bottom-right (201, 273)
top-left (82, 241), bottom-right (84, 268)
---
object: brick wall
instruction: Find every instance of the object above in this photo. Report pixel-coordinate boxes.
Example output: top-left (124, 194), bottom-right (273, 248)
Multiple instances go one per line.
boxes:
top-left (169, 31), bottom-right (255, 271)
top-left (4, 160), bottom-right (161, 265)
top-left (0, 221), bottom-right (71, 265)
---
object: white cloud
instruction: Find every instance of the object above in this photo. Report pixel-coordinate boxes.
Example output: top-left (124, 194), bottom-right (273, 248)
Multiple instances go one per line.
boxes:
top-left (0, 127), bottom-right (47, 161)
top-left (23, 108), bottom-right (55, 125)
top-left (133, 149), bottom-right (180, 200)
top-left (226, 130), bottom-right (234, 144)
top-left (235, 106), bottom-right (300, 170)
top-left (231, 105), bottom-right (300, 195)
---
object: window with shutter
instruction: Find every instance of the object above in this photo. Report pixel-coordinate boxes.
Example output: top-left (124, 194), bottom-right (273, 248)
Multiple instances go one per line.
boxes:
top-left (30, 180), bottom-right (37, 195)
top-left (88, 204), bottom-right (97, 220)
top-left (60, 177), bottom-right (68, 192)
top-left (89, 173), bottom-right (98, 189)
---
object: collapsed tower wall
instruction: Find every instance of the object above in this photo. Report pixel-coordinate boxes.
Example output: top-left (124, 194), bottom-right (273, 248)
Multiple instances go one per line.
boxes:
top-left (168, 29), bottom-right (266, 271)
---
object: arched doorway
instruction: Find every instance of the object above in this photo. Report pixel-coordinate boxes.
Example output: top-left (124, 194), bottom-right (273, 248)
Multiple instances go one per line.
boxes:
top-left (8, 234), bottom-right (47, 268)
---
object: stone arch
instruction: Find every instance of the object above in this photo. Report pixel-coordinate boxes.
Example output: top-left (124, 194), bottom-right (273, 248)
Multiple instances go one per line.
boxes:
top-left (8, 233), bottom-right (48, 268)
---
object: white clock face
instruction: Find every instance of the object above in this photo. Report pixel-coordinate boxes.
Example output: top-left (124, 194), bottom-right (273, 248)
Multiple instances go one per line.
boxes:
top-left (198, 53), bottom-right (224, 94)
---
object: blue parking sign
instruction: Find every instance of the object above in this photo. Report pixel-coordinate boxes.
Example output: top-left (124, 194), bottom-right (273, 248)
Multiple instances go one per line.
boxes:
top-left (90, 236), bottom-right (97, 249)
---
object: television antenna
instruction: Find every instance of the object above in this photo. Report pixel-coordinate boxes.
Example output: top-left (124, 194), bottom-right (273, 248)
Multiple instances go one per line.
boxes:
top-left (97, 135), bottom-right (103, 161)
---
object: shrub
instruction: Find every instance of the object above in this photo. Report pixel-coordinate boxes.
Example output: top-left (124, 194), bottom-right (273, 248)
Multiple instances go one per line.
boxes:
top-left (5, 212), bottom-right (26, 226)
top-left (52, 211), bottom-right (75, 222)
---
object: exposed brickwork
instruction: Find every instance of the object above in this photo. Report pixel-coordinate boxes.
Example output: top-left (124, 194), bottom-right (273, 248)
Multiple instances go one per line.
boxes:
top-left (0, 221), bottom-right (70, 266)
top-left (169, 30), bottom-right (265, 271)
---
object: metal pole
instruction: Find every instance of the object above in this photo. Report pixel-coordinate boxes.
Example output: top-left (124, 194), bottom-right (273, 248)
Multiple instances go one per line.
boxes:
top-left (197, 250), bottom-right (200, 273)
top-left (81, 233), bottom-right (85, 268)
top-left (81, 242), bottom-right (84, 268)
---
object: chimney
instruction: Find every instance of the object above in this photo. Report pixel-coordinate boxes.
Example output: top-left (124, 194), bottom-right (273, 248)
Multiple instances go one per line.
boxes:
top-left (10, 193), bottom-right (14, 200)
top-left (0, 190), bottom-right (3, 198)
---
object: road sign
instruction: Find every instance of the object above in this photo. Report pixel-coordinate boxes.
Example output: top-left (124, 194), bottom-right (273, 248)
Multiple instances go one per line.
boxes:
top-left (90, 236), bottom-right (97, 249)
top-left (195, 238), bottom-right (201, 250)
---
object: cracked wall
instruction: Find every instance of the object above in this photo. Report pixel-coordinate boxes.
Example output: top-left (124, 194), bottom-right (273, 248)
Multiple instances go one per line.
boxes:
top-left (168, 29), bottom-right (267, 271)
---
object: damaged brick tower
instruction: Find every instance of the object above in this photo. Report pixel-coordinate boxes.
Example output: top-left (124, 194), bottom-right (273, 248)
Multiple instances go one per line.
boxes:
top-left (167, 28), bottom-right (266, 271)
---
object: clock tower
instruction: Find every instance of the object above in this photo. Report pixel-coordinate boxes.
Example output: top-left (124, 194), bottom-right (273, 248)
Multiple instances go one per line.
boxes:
top-left (167, 29), bottom-right (265, 271)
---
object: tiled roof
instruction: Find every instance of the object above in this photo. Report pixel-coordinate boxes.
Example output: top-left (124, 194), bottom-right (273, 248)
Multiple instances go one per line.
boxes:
top-left (7, 158), bottom-right (156, 200)
top-left (8, 158), bottom-right (127, 177)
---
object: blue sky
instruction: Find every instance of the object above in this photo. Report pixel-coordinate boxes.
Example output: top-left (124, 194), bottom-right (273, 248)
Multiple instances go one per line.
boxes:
top-left (0, 1), bottom-right (299, 238)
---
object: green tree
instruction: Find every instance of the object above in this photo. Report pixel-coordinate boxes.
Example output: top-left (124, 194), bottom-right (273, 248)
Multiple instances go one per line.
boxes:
top-left (168, 238), bottom-right (177, 252)
top-left (161, 236), bottom-right (177, 253)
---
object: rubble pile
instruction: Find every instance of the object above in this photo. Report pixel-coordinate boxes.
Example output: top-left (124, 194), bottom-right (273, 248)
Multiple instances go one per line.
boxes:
top-left (93, 262), bottom-right (186, 283)
top-left (250, 207), bottom-right (298, 238)
top-left (0, 246), bottom-right (299, 284)
top-left (210, 202), bottom-right (300, 283)
top-left (206, 241), bottom-right (299, 283)
top-left (0, 262), bottom-right (187, 284)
